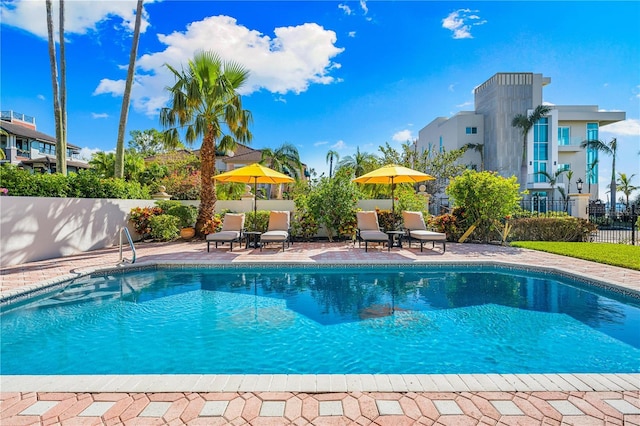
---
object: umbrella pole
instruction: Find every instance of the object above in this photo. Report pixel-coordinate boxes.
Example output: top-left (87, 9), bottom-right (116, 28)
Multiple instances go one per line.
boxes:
top-left (391, 176), bottom-right (395, 230)
top-left (253, 177), bottom-right (258, 232)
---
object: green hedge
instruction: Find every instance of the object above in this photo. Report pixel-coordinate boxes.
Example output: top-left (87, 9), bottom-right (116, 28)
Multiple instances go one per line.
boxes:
top-left (509, 217), bottom-right (597, 242)
top-left (0, 166), bottom-right (149, 199)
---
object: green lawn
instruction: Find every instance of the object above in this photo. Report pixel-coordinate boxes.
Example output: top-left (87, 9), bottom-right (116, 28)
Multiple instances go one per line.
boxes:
top-left (510, 241), bottom-right (640, 271)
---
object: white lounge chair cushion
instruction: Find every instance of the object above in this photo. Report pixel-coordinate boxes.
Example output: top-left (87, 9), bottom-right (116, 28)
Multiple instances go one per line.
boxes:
top-left (408, 230), bottom-right (446, 241)
top-left (261, 230), bottom-right (289, 242)
top-left (357, 211), bottom-right (380, 231)
top-left (402, 211), bottom-right (426, 230)
top-left (221, 213), bottom-right (245, 231)
top-left (268, 211), bottom-right (290, 231)
top-left (206, 231), bottom-right (241, 242)
top-left (359, 230), bottom-right (388, 241)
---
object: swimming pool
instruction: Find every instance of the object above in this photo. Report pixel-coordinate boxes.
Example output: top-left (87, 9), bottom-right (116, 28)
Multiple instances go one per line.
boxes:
top-left (2, 265), bottom-right (639, 375)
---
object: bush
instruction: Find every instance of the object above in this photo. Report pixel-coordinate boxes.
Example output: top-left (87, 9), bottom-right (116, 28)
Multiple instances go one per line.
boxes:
top-left (129, 206), bottom-right (163, 237)
top-left (291, 192), bottom-right (319, 241)
top-left (428, 211), bottom-right (463, 241)
top-left (166, 204), bottom-right (198, 228)
top-left (244, 210), bottom-right (271, 233)
top-left (148, 214), bottom-right (180, 241)
top-left (200, 213), bottom-right (224, 235)
top-left (509, 217), bottom-right (597, 242)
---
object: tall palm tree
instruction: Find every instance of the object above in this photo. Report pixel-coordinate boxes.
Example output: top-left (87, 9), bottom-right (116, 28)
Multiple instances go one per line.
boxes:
top-left (462, 142), bottom-right (484, 171)
top-left (535, 169), bottom-right (566, 201)
top-left (337, 147), bottom-right (378, 177)
top-left (261, 143), bottom-right (302, 199)
top-left (616, 172), bottom-right (638, 211)
top-left (58, 0), bottom-right (67, 176)
top-left (325, 149), bottom-right (339, 178)
top-left (581, 138), bottom-right (618, 216)
top-left (115, 0), bottom-right (143, 179)
top-left (46, 0), bottom-right (66, 175)
top-left (160, 51), bottom-right (252, 235)
top-left (511, 105), bottom-right (552, 187)
top-left (586, 157), bottom-right (598, 195)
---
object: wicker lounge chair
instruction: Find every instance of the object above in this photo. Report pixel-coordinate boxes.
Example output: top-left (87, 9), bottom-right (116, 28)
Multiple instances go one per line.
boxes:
top-left (402, 211), bottom-right (446, 252)
top-left (356, 211), bottom-right (390, 252)
top-left (206, 213), bottom-right (245, 252)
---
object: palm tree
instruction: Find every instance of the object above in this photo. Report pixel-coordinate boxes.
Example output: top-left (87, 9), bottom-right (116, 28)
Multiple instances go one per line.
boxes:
top-left (58, 0), bottom-right (67, 176)
top-left (45, 0), bottom-right (66, 175)
top-left (586, 158), bottom-right (598, 196)
top-left (325, 150), bottom-right (339, 178)
top-left (535, 169), bottom-right (566, 202)
top-left (261, 143), bottom-right (302, 199)
top-left (337, 147), bottom-right (378, 177)
top-left (581, 138), bottom-right (618, 217)
top-left (160, 51), bottom-right (252, 235)
top-left (115, 0), bottom-right (143, 179)
top-left (511, 105), bottom-right (552, 187)
top-left (616, 172), bottom-right (638, 211)
top-left (462, 143), bottom-right (484, 171)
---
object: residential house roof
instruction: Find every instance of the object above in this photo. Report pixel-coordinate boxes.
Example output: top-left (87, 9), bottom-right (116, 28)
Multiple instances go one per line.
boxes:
top-left (0, 120), bottom-right (81, 150)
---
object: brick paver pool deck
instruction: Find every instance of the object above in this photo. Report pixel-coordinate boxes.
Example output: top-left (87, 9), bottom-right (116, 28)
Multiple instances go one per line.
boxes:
top-left (1, 241), bottom-right (639, 425)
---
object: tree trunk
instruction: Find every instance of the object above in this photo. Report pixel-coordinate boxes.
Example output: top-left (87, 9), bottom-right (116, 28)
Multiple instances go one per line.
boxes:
top-left (58, 0), bottom-right (67, 175)
top-left (115, 0), bottom-right (143, 179)
top-left (197, 127), bottom-right (217, 236)
top-left (46, 0), bottom-right (63, 175)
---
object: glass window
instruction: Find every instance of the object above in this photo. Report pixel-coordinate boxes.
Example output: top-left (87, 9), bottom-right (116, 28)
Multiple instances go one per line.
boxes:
top-left (439, 136), bottom-right (443, 153)
top-left (557, 163), bottom-right (570, 172)
top-left (558, 127), bottom-right (570, 146)
top-left (465, 127), bottom-right (478, 134)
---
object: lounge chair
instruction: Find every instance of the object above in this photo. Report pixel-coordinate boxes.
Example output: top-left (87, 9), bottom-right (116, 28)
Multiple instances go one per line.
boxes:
top-left (206, 213), bottom-right (245, 252)
top-left (260, 211), bottom-right (291, 251)
top-left (356, 210), bottom-right (390, 252)
top-left (402, 211), bottom-right (446, 253)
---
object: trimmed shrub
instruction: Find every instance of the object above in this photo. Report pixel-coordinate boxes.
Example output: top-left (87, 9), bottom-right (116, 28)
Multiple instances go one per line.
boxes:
top-left (509, 217), bottom-right (597, 242)
top-left (166, 204), bottom-right (198, 228)
top-left (148, 214), bottom-right (180, 241)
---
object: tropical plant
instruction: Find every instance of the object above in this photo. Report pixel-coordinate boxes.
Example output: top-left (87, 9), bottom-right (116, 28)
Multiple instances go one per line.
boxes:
top-left (166, 204), bottom-right (198, 228)
top-left (129, 206), bottom-right (163, 236)
top-left (446, 170), bottom-right (521, 243)
top-left (160, 50), bottom-right (253, 235)
top-left (307, 168), bottom-right (361, 241)
top-left (115, 0), bottom-right (144, 179)
top-left (535, 169), bottom-right (566, 200)
top-left (88, 149), bottom-right (145, 181)
top-left (616, 172), bottom-right (638, 210)
top-left (326, 150), bottom-right (339, 178)
top-left (337, 147), bottom-right (378, 178)
top-left (587, 157), bottom-right (598, 195)
top-left (581, 137), bottom-right (618, 216)
top-left (260, 142), bottom-right (302, 199)
top-left (462, 143), bottom-right (484, 171)
top-left (128, 129), bottom-right (183, 157)
top-left (148, 214), bottom-right (180, 241)
top-left (511, 105), bottom-right (552, 187)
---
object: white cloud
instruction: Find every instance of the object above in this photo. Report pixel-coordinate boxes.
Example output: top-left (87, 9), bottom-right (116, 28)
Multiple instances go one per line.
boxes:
top-left (314, 141), bottom-right (329, 147)
top-left (392, 130), bottom-right (413, 143)
top-left (448, 83), bottom-right (456, 92)
top-left (332, 140), bottom-right (347, 150)
top-left (275, 96), bottom-right (287, 104)
top-left (635, 85), bottom-right (640, 99)
top-left (456, 100), bottom-right (473, 108)
top-left (359, 0), bottom-right (369, 15)
top-left (600, 119), bottom-right (640, 137)
top-left (442, 9), bottom-right (486, 39)
top-left (338, 4), bottom-right (352, 15)
top-left (348, 31), bottom-right (356, 38)
top-left (91, 113), bottom-right (109, 119)
top-left (77, 147), bottom-right (103, 161)
top-left (0, 0), bottom-right (152, 39)
top-left (95, 15), bottom-right (344, 116)
top-left (37, 94), bottom-right (45, 101)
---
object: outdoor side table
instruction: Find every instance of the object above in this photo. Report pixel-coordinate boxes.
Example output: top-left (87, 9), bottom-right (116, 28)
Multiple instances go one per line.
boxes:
top-left (244, 231), bottom-right (262, 249)
top-left (386, 230), bottom-right (404, 249)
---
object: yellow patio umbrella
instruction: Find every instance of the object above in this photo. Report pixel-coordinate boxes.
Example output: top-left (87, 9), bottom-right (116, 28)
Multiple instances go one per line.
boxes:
top-left (213, 163), bottom-right (295, 231)
top-left (353, 164), bottom-right (435, 222)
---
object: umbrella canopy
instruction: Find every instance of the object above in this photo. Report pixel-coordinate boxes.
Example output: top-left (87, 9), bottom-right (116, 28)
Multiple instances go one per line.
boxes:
top-left (213, 163), bottom-right (295, 231)
top-left (353, 164), bottom-right (435, 226)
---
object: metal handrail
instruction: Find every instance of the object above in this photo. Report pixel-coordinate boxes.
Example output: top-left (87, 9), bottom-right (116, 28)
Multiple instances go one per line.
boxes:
top-left (119, 227), bottom-right (136, 264)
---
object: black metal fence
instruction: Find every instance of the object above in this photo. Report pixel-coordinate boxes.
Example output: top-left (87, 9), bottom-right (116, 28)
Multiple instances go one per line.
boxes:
top-left (428, 197), bottom-right (639, 245)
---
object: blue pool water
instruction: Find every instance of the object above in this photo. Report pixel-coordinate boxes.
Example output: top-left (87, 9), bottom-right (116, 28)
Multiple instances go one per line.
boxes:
top-left (1, 266), bottom-right (639, 375)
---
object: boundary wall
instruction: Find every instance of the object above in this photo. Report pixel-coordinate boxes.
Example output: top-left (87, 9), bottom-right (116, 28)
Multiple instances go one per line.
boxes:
top-left (0, 197), bottom-right (394, 267)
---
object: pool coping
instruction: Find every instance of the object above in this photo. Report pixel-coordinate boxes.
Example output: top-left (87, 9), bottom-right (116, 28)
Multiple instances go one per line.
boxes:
top-left (2, 373), bottom-right (639, 393)
top-left (2, 258), bottom-right (639, 394)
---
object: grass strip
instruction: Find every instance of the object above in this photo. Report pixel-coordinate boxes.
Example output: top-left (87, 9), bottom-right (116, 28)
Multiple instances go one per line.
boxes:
top-left (510, 241), bottom-right (640, 271)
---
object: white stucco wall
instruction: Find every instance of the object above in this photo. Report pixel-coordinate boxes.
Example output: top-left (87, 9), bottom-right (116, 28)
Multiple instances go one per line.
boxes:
top-left (0, 197), bottom-right (392, 267)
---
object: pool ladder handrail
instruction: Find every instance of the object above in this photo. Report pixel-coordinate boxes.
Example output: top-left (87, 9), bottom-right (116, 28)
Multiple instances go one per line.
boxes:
top-left (119, 227), bottom-right (136, 264)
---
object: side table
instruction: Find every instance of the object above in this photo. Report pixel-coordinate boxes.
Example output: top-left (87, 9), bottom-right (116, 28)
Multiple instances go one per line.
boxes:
top-left (244, 231), bottom-right (262, 249)
top-left (386, 230), bottom-right (404, 249)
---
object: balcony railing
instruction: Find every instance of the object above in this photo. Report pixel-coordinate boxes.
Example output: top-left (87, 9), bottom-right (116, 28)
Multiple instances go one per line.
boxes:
top-left (558, 136), bottom-right (586, 147)
top-left (1, 110), bottom-right (35, 125)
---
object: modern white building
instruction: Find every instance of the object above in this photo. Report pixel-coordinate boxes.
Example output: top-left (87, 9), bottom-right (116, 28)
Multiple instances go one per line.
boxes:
top-left (417, 72), bottom-right (626, 200)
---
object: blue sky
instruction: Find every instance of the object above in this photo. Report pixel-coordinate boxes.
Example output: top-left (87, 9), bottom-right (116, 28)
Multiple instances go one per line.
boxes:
top-left (1, 0), bottom-right (639, 200)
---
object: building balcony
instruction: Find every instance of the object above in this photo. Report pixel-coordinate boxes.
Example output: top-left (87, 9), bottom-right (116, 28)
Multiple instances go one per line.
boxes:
top-left (558, 136), bottom-right (586, 152)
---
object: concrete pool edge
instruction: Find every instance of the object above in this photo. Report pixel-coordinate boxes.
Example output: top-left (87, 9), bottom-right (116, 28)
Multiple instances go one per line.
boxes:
top-left (2, 373), bottom-right (639, 393)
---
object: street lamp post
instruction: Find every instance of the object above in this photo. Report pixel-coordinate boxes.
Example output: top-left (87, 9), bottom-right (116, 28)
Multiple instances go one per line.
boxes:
top-left (576, 178), bottom-right (583, 194)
